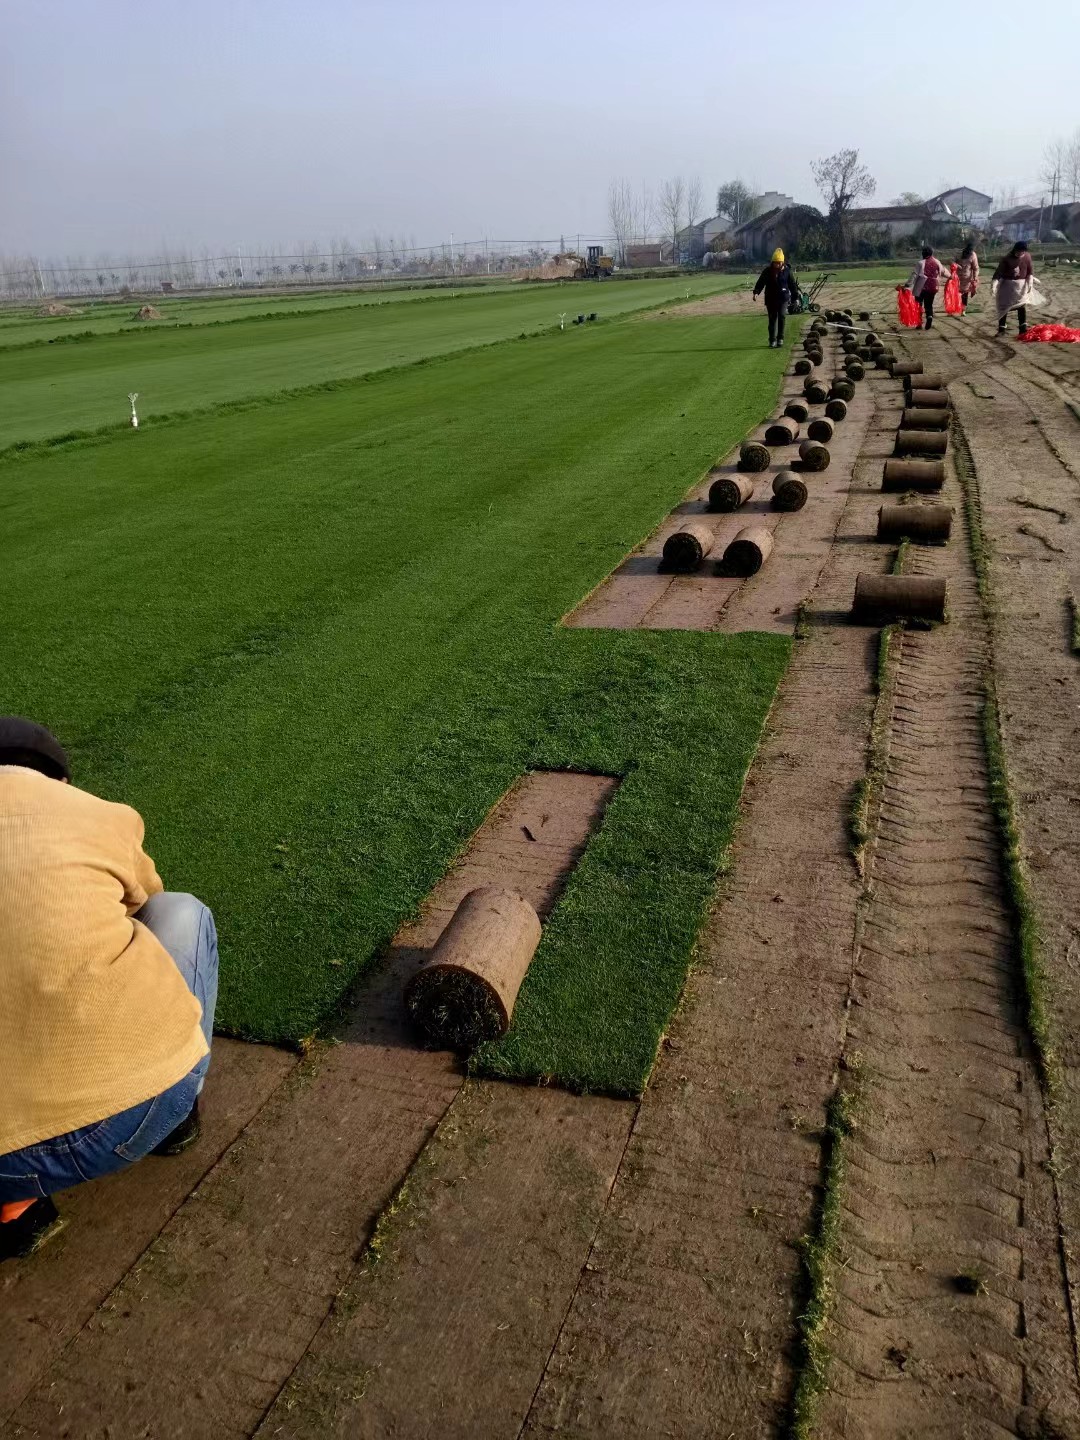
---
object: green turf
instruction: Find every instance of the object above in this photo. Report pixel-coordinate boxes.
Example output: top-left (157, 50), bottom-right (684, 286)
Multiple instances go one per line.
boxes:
top-left (1, 309), bottom-right (790, 1095)
top-left (0, 281), bottom-right (535, 348)
top-left (0, 274), bottom-right (739, 447)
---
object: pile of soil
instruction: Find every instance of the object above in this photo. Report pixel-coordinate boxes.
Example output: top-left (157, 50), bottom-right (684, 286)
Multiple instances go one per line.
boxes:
top-left (132, 304), bottom-right (163, 320)
top-left (38, 302), bottom-right (78, 317)
top-left (516, 254), bottom-right (580, 282)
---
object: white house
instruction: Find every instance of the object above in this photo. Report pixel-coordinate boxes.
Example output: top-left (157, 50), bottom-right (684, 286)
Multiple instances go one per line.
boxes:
top-left (754, 191), bottom-right (795, 214)
top-left (674, 213), bottom-right (734, 262)
top-left (926, 187), bottom-right (993, 227)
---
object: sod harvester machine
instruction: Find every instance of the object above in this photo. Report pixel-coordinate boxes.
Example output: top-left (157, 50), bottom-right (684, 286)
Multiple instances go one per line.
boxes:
top-left (791, 271), bottom-right (832, 313)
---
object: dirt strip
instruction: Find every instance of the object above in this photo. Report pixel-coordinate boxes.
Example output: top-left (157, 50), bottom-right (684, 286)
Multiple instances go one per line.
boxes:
top-left (1, 773), bottom-right (614, 1440)
top-left (817, 327), bottom-right (1080, 1435)
top-left (568, 327), bottom-right (873, 635)
top-left (517, 367), bottom-right (902, 1436)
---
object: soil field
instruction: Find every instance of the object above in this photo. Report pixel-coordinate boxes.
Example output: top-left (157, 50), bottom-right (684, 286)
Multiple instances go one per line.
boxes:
top-left (0, 274), bottom-right (739, 447)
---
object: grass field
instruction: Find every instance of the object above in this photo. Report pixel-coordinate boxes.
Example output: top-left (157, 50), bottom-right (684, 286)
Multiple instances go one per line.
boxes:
top-left (1, 303), bottom-right (790, 1094)
top-left (0, 274), bottom-right (740, 448)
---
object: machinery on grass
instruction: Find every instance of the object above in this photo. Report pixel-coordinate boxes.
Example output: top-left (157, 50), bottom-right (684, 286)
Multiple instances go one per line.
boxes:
top-left (791, 271), bottom-right (832, 313)
top-left (574, 245), bottom-right (615, 279)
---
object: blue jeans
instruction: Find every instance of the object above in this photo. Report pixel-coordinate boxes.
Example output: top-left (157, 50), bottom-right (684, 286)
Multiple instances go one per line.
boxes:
top-left (0, 893), bottom-right (218, 1203)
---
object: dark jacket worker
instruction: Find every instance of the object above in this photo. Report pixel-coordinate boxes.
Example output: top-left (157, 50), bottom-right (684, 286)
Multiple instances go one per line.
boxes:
top-left (0, 717), bottom-right (218, 1261)
top-left (753, 249), bottom-right (797, 347)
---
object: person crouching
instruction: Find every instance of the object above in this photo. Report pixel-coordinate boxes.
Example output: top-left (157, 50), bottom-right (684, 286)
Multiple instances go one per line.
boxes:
top-left (0, 717), bottom-right (218, 1261)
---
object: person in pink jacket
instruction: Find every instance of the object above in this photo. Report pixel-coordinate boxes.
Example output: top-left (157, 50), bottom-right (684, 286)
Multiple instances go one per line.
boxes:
top-left (907, 246), bottom-right (948, 329)
top-left (956, 240), bottom-right (979, 313)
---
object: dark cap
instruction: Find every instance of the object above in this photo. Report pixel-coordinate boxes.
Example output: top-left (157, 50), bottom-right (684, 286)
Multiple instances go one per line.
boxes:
top-left (0, 717), bottom-right (71, 781)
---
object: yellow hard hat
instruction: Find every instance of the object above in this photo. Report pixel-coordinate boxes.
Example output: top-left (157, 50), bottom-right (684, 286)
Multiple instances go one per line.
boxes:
top-left (772, 248), bottom-right (785, 263)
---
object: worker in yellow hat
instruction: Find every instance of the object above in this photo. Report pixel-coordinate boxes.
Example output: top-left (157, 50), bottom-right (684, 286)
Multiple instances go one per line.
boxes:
top-left (752, 247), bottom-right (798, 348)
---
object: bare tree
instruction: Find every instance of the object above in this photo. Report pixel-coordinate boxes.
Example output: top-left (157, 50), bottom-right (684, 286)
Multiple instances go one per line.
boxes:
top-left (658, 176), bottom-right (686, 261)
top-left (1067, 129), bottom-right (1080, 203)
top-left (715, 179), bottom-right (760, 228)
top-left (811, 148), bottom-right (876, 255)
top-left (687, 176), bottom-right (704, 228)
top-left (893, 190), bottom-right (924, 206)
top-left (607, 179), bottom-right (635, 263)
top-left (1040, 139), bottom-right (1067, 208)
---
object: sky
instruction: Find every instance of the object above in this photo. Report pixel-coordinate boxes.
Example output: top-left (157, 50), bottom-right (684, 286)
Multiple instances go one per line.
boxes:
top-left (3, 0), bottom-right (1078, 261)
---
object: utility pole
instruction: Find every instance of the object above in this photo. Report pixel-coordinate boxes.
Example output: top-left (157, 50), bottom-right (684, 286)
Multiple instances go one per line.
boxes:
top-left (237, 246), bottom-right (245, 284)
top-left (1037, 196), bottom-right (1046, 243)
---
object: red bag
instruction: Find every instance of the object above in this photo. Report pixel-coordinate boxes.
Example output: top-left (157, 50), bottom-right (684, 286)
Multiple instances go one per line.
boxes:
top-left (897, 285), bottom-right (921, 327)
top-left (944, 264), bottom-right (962, 315)
top-left (1018, 324), bottom-right (1080, 343)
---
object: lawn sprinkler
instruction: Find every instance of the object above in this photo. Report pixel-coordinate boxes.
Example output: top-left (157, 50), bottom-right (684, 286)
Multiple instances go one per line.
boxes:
top-left (128, 392), bottom-right (139, 429)
top-left (559, 312), bottom-right (566, 331)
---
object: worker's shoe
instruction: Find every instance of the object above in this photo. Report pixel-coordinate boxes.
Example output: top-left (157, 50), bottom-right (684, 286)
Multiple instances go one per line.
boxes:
top-left (0, 1198), bottom-right (63, 1262)
top-left (152, 1097), bottom-right (201, 1157)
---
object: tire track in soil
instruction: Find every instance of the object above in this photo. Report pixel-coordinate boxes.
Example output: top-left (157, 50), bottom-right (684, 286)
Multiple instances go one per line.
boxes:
top-left (817, 333), bottom-right (1080, 1436)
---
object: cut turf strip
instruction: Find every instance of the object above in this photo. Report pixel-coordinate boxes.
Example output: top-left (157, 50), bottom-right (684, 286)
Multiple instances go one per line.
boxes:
top-left (0, 771), bottom-right (614, 1435)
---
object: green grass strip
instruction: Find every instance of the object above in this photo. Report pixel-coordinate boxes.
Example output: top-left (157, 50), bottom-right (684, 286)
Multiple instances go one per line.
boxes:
top-left (2, 311), bottom-right (792, 1094)
top-left (788, 1060), bottom-right (866, 1437)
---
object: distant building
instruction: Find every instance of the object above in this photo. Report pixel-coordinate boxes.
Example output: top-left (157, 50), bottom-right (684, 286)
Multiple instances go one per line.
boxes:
top-left (848, 203), bottom-right (938, 241)
top-left (623, 242), bottom-right (670, 268)
top-left (732, 207), bottom-right (792, 261)
top-left (754, 191), bottom-right (796, 214)
top-left (926, 186), bottom-right (993, 227)
top-left (673, 213), bottom-right (734, 263)
top-left (990, 202), bottom-right (1080, 243)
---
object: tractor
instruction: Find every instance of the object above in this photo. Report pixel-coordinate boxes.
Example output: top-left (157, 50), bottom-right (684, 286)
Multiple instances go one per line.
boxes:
top-left (574, 245), bottom-right (614, 279)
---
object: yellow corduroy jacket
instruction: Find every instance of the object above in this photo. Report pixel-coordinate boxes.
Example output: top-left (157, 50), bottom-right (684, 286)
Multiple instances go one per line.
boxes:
top-left (0, 766), bottom-right (208, 1154)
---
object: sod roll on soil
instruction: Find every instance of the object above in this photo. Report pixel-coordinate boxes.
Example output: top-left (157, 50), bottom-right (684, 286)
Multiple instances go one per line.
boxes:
top-left (901, 407), bottom-right (950, 430)
top-left (405, 887), bottom-right (542, 1050)
top-left (877, 503), bottom-right (954, 542)
top-left (722, 525), bottom-right (773, 576)
top-left (891, 359), bottom-right (924, 377)
top-left (794, 358), bottom-right (812, 376)
top-left (825, 398), bottom-right (848, 422)
top-left (784, 400), bottom-right (810, 423)
top-left (799, 440), bottom-right (831, 471)
top-left (908, 389), bottom-right (951, 409)
top-left (772, 471), bottom-right (808, 512)
top-left (708, 473), bottom-right (754, 513)
top-left (807, 417), bottom-right (834, 442)
top-left (739, 441), bottom-right (771, 473)
top-left (852, 573), bottom-right (947, 622)
top-left (662, 521), bottom-right (715, 571)
top-left (895, 428), bottom-right (948, 457)
top-left (765, 419), bottom-right (799, 446)
top-left (805, 381), bottom-right (828, 405)
top-left (904, 372), bottom-right (946, 392)
top-left (882, 458), bottom-right (946, 492)
top-left (830, 380), bottom-right (856, 402)
top-left (845, 361), bottom-right (866, 381)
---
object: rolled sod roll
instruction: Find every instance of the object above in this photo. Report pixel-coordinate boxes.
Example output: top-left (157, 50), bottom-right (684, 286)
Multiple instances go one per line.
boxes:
top-left (843, 308), bottom-right (853, 316)
top-left (908, 388), bottom-right (951, 408)
top-left (794, 357), bottom-right (812, 375)
top-left (891, 359), bottom-right (924, 377)
top-left (772, 470), bottom-right (808, 512)
top-left (662, 521), bottom-right (716, 571)
top-left (877, 503), bottom-right (953, 542)
top-left (845, 361), bottom-right (866, 381)
top-left (805, 381), bottom-right (829, 405)
top-left (723, 525), bottom-right (774, 576)
top-left (852, 573), bottom-right (947, 622)
top-left (864, 331), bottom-right (879, 344)
top-left (901, 407), bottom-right (950, 430)
top-left (825, 398), bottom-right (848, 422)
top-left (830, 380), bottom-right (856, 402)
top-left (807, 417), bottom-right (834, 442)
top-left (405, 887), bottom-right (542, 1050)
top-left (784, 400), bottom-right (810, 422)
top-left (904, 372), bottom-right (946, 393)
top-left (895, 428), bottom-right (948, 456)
top-left (875, 353), bottom-right (896, 370)
top-left (806, 352), bottom-right (824, 368)
top-left (798, 440), bottom-right (831, 471)
top-left (738, 441), bottom-right (771, 472)
top-left (882, 458), bottom-right (945, 491)
top-left (859, 310), bottom-right (871, 321)
top-left (765, 419), bottom-right (799, 446)
top-left (842, 337), bottom-right (859, 353)
top-left (857, 346), bottom-right (873, 361)
top-left (708, 473), bottom-right (754, 512)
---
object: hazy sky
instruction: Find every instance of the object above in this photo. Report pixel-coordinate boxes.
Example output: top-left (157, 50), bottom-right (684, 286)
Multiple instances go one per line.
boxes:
top-left (4, 0), bottom-right (1078, 259)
